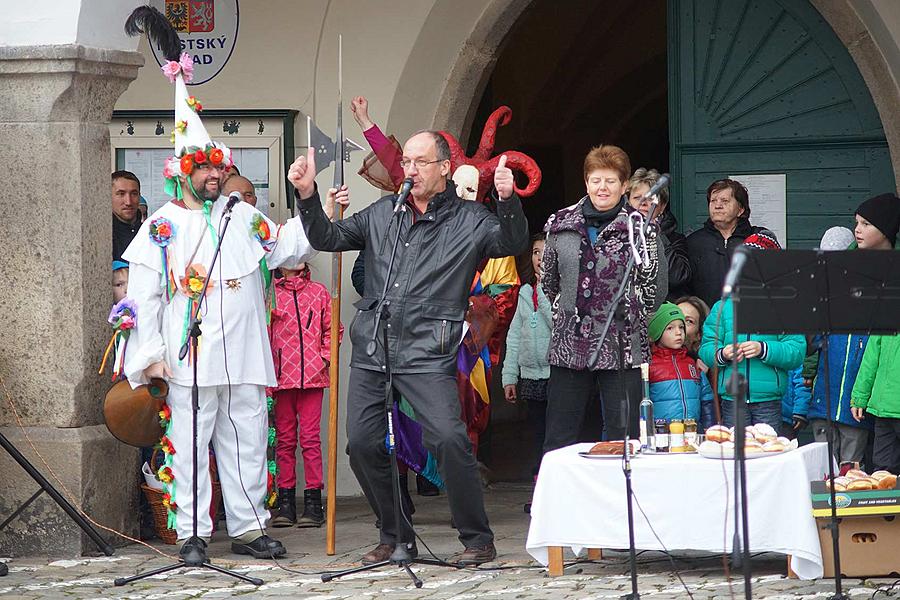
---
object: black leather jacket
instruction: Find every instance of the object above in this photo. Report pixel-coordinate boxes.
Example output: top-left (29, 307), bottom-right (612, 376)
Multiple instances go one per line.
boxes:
top-left (297, 183), bottom-right (529, 374)
top-left (685, 217), bottom-right (760, 307)
top-left (658, 210), bottom-right (691, 300)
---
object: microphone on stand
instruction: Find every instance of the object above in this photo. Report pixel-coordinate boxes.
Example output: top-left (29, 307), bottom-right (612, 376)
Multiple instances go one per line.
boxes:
top-left (393, 178), bottom-right (414, 216)
top-left (225, 191), bottom-right (242, 213)
top-left (722, 245), bottom-right (750, 297)
top-left (643, 173), bottom-right (670, 225)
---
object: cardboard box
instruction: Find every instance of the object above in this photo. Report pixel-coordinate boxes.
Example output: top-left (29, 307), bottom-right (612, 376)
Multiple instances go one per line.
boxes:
top-left (810, 481), bottom-right (900, 517)
top-left (817, 515), bottom-right (900, 578)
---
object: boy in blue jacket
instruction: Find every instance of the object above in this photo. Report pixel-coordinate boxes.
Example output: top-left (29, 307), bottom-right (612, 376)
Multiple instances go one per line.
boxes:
top-left (782, 368), bottom-right (811, 439)
top-left (648, 303), bottom-right (713, 422)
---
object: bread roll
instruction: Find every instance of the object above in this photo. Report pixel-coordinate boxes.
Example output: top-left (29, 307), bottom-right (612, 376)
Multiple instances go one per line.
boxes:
top-left (877, 474), bottom-right (898, 490)
top-left (833, 482), bottom-right (847, 492)
top-left (846, 469), bottom-right (869, 481)
top-left (706, 425), bottom-right (731, 442)
top-left (589, 441), bottom-right (627, 455)
top-left (871, 470), bottom-right (895, 481)
top-left (721, 441), bottom-right (735, 451)
top-left (762, 440), bottom-right (787, 452)
top-left (832, 476), bottom-right (850, 488)
top-left (847, 479), bottom-right (874, 491)
top-left (753, 423), bottom-right (778, 442)
top-left (699, 440), bottom-right (724, 454)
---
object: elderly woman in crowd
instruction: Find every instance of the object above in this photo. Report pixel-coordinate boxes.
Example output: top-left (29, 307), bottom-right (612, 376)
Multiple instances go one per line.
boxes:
top-left (628, 168), bottom-right (691, 300)
top-left (541, 145), bottom-right (663, 450)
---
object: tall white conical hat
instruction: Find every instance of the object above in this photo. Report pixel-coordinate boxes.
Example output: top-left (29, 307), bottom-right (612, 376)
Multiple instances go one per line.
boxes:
top-left (125, 6), bottom-right (231, 199)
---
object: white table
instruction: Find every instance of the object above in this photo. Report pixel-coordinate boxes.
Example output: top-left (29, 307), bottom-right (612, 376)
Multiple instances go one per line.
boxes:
top-left (526, 442), bottom-right (831, 579)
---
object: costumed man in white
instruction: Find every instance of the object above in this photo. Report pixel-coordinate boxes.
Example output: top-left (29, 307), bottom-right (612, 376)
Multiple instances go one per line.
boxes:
top-left (122, 7), bottom-right (346, 561)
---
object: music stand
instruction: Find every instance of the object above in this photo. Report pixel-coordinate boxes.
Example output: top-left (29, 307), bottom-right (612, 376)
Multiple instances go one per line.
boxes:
top-left (735, 248), bottom-right (900, 600)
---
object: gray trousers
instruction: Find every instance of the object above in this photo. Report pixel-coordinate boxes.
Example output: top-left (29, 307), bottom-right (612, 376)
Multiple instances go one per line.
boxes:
top-left (346, 367), bottom-right (493, 548)
top-left (811, 418), bottom-right (870, 464)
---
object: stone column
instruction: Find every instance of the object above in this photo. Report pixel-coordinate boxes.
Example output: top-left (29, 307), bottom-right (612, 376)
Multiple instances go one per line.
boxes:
top-left (0, 45), bottom-right (143, 556)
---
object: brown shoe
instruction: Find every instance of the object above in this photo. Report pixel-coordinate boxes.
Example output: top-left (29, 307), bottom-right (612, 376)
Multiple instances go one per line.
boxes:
top-left (361, 543), bottom-right (394, 565)
top-left (361, 542), bottom-right (418, 565)
top-left (449, 542), bottom-right (497, 566)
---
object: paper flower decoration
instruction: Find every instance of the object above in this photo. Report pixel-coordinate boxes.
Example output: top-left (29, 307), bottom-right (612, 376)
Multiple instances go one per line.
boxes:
top-left (251, 214), bottom-right (271, 243)
top-left (186, 96), bottom-right (203, 112)
top-left (161, 52), bottom-right (194, 83)
top-left (156, 466), bottom-right (174, 484)
top-left (162, 492), bottom-right (177, 511)
top-left (98, 298), bottom-right (139, 380)
top-left (149, 218), bottom-right (175, 247)
top-left (158, 403), bottom-right (171, 429)
top-left (158, 435), bottom-right (176, 455)
top-left (180, 264), bottom-right (213, 300)
top-left (180, 154), bottom-right (194, 175)
top-left (209, 148), bottom-right (224, 165)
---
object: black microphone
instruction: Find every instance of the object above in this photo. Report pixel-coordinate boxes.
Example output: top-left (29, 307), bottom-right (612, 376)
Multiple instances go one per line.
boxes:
top-left (721, 245), bottom-right (750, 297)
top-left (225, 191), bottom-right (242, 212)
top-left (393, 178), bottom-right (414, 216)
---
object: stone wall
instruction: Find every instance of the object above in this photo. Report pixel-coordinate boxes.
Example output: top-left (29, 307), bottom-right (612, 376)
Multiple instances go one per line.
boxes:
top-left (0, 44), bottom-right (143, 556)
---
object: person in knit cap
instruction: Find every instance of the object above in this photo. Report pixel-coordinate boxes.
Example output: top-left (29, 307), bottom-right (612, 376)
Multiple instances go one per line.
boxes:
top-left (648, 302), bottom-right (713, 422)
top-left (699, 231), bottom-right (806, 431)
top-left (854, 193), bottom-right (900, 250)
top-left (818, 226), bottom-right (855, 251)
top-left (850, 193), bottom-right (900, 474)
top-left (807, 195), bottom-right (899, 467)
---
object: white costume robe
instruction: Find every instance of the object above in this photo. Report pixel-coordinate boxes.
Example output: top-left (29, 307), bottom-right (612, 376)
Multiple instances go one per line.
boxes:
top-left (123, 196), bottom-right (315, 539)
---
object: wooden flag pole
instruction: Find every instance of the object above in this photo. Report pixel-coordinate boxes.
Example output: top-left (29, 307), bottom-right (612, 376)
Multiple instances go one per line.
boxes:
top-left (325, 34), bottom-right (344, 556)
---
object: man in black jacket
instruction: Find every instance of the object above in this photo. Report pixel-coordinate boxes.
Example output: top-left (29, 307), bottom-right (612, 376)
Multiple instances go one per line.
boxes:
top-left (685, 178), bottom-right (762, 306)
top-left (290, 131), bottom-right (529, 566)
top-left (112, 170), bottom-right (142, 262)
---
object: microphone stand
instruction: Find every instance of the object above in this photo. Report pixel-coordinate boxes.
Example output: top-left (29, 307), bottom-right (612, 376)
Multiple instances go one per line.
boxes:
top-left (323, 198), bottom-right (446, 587)
top-left (116, 198), bottom-right (263, 588)
top-left (725, 291), bottom-right (752, 600)
top-left (589, 198), bottom-right (660, 600)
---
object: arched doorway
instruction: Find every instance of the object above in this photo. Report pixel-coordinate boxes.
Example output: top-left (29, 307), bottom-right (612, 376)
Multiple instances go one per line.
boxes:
top-left (389, 0), bottom-right (898, 482)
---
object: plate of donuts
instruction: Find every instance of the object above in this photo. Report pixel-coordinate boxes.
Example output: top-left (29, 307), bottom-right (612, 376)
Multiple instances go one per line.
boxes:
top-left (697, 424), bottom-right (798, 460)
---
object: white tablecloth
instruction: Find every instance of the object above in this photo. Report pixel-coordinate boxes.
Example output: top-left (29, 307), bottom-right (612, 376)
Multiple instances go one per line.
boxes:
top-left (526, 442), bottom-right (831, 579)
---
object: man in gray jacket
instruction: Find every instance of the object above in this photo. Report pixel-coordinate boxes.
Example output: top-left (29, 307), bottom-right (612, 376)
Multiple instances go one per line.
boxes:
top-left (289, 131), bottom-right (529, 566)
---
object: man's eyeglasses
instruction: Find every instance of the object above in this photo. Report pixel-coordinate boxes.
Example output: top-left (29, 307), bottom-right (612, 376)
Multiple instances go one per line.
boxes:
top-left (399, 158), bottom-right (444, 169)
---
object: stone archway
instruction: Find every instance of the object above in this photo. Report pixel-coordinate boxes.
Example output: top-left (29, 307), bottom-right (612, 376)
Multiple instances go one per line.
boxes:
top-left (812, 0), bottom-right (900, 190)
top-left (390, 0), bottom-right (900, 192)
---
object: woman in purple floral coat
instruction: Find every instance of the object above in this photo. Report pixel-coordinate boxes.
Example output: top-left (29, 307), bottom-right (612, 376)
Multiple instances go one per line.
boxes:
top-left (541, 145), bottom-right (663, 451)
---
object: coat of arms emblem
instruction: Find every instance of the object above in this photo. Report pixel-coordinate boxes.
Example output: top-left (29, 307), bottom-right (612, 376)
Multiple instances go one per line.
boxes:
top-left (166, 0), bottom-right (215, 33)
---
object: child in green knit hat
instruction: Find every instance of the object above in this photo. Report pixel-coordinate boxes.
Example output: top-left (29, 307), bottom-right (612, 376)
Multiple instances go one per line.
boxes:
top-left (648, 302), bottom-right (714, 422)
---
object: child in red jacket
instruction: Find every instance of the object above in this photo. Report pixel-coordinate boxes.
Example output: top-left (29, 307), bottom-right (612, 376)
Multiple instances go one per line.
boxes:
top-left (269, 262), bottom-right (343, 528)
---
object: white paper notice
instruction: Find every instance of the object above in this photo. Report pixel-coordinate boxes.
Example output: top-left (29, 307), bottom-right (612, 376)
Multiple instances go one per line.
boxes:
top-left (729, 173), bottom-right (787, 247)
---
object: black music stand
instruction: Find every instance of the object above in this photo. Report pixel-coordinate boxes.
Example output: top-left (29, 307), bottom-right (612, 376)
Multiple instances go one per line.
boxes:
top-left (735, 248), bottom-right (900, 600)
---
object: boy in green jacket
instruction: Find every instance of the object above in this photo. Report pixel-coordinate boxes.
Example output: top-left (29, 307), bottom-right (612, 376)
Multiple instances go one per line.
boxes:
top-left (851, 335), bottom-right (900, 474)
top-left (849, 193), bottom-right (900, 474)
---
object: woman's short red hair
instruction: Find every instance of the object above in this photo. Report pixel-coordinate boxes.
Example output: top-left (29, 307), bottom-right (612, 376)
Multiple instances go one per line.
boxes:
top-left (583, 145), bottom-right (631, 183)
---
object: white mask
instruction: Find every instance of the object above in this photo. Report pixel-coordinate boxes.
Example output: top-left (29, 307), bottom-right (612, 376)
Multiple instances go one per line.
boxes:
top-left (452, 165), bottom-right (479, 201)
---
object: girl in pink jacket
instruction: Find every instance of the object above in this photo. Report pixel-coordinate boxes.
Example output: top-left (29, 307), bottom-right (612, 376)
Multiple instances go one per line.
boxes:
top-left (269, 262), bottom-right (342, 527)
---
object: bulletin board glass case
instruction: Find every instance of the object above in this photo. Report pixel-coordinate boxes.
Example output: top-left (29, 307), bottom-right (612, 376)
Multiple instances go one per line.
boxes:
top-left (110, 110), bottom-right (298, 223)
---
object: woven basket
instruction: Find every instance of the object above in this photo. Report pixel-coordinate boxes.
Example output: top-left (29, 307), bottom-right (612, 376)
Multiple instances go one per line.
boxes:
top-left (142, 450), bottom-right (223, 545)
top-left (142, 482), bottom-right (223, 545)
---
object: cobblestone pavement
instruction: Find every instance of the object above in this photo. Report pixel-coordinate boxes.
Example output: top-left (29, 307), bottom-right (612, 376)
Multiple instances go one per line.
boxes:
top-left (0, 484), bottom-right (896, 599)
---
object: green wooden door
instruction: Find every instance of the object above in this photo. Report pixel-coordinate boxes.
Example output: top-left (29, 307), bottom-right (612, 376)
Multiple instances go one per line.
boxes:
top-left (668, 0), bottom-right (896, 247)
